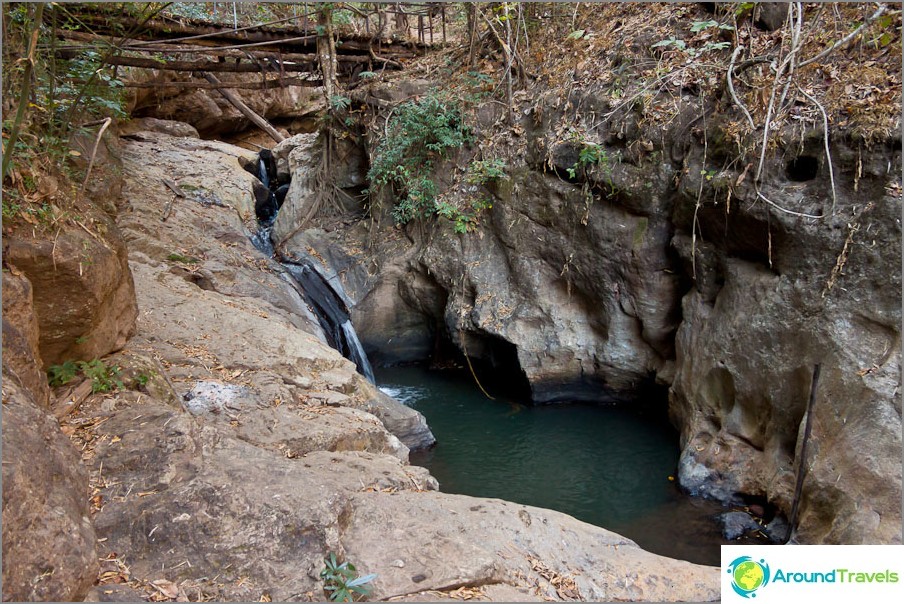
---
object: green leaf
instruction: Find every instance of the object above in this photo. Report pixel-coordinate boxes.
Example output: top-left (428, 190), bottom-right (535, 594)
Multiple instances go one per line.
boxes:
top-left (690, 20), bottom-right (719, 33)
top-left (566, 29), bottom-right (586, 41)
top-left (346, 574), bottom-right (377, 587)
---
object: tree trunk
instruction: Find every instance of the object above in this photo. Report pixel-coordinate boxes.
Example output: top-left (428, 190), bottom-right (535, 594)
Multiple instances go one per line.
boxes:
top-left (317, 4), bottom-right (338, 103)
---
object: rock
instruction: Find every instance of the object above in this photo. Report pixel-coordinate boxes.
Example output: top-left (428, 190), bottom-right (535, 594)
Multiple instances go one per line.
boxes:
top-left (349, 378), bottom-right (437, 451)
top-left (669, 135), bottom-right (902, 545)
top-left (1, 271), bottom-right (52, 408)
top-left (763, 516), bottom-right (790, 543)
top-left (84, 584), bottom-right (148, 602)
top-left (128, 71), bottom-right (324, 138)
top-left (344, 492), bottom-right (720, 602)
top-left (1, 372), bottom-right (97, 601)
top-left (754, 3), bottom-right (790, 31)
top-left (88, 394), bottom-right (436, 601)
top-left (4, 212), bottom-right (138, 368)
top-left (120, 117), bottom-right (199, 138)
top-left (719, 511), bottom-right (761, 540)
top-left (271, 133), bottom-right (321, 244)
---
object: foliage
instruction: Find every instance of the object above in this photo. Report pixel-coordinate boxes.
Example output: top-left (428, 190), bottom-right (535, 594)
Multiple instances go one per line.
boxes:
top-left (80, 359), bottom-right (125, 393)
top-left (47, 358), bottom-right (125, 393)
top-left (329, 95), bottom-right (352, 112)
top-left (48, 360), bottom-right (81, 387)
top-left (466, 158), bottom-right (507, 185)
top-left (650, 36), bottom-right (686, 51)
top-left (46, 49), bottom-right (129, 123)
top-left (367, 91), bottom-right (472, 224)
top-left (567, 142), bottom-right (609, 180)
top-left (320, 552), bottom-right (376, 602)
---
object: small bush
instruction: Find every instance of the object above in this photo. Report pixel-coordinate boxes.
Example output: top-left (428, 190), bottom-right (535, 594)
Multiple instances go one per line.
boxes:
top-left (47, 358), bottom-right (124, 393)
top-left (467, 158), bottom-right (507, 185)
top-left (320, 553), bottom-right (376, 602)
top-left (368, 91), bottom-right (472, 224)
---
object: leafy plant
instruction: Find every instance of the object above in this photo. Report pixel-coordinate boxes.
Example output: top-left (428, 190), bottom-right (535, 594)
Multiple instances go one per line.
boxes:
top-left (567, 142), bottom-right (609, 179)
top-left (48, 360), bottom-right (80, 387)
top-left (367, 91), bottom-right (472, 224)
top-left (690, 20), bottom-right (735, 33)
top-left (651, 36), bottom-right (686, 51)
top-left (47, 359), bottom-right (124, 393)
top-left (467, 158), bottom-right (507, 185)
top-left (320, 552), bottom-right (376, 602)
top-left (329, 95), bottom-right (352, 111)
top-left (80, 359), bottom-right (124, 393)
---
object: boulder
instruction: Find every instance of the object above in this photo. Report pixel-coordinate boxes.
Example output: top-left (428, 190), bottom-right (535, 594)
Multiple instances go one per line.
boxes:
top-left (719, 512), bottom-right (761, 540)
top-left (4, 212), bottom-right (138, 368)
top-left (120, 117), bottom-right (200, 138)
top-left (1, 372), bottom-right (97, 601)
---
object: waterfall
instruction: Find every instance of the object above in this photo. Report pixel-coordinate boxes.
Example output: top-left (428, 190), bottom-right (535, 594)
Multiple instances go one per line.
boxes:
top-left (341, 320), bottom-right (375, 383)
top-left (249, 149), bottom-right (375, 383)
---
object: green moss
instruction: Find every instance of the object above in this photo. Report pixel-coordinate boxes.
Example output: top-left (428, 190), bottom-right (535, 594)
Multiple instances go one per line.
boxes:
top-left (632, 216), bottom-right (649, 250)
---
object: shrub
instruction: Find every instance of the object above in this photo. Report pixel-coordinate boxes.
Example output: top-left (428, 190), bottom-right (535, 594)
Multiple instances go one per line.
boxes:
top-left (47, 358), bottom-right (124, 393)
top-left (320, 553), bottom-right (376, 602)
top-left (367, 91), bottom-right (472, 224)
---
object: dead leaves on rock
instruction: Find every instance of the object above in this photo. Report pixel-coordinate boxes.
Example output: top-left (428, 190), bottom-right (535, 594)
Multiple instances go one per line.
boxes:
top-left (523, 556), bottom-right (581, 601)
top-left (97, 554), bottom-right (214, 602)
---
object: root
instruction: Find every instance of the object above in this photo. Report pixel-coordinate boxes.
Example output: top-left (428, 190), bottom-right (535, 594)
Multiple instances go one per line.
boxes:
top-left (796, 85), bottom-right (837, 216)
top-left (727, 46), bottom-right (755, 131)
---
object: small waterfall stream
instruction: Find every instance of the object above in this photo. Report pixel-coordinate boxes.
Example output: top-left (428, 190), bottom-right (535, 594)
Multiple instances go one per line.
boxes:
top-left (248, 150), bottom-right (375, 382)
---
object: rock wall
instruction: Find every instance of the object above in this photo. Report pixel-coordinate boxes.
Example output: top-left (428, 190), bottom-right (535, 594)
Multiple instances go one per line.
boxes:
top-left (275, 82), bottom-right (901, 544)
top-left (125, 69), bottom-right (325, 138)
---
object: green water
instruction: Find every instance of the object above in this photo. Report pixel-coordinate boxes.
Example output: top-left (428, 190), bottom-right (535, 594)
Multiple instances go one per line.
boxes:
top-left (378, 365), bottom-right (732, 567)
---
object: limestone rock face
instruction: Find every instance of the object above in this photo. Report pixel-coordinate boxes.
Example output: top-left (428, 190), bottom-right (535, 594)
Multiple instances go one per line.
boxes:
top-left (126, 70), bottom-right (324, 137)
top-left (668, 134), bottom-right (902, 544)
top-left (1, 369), bottom-right (97, 602)
top-left (4, 211), bottom-right (138, 368)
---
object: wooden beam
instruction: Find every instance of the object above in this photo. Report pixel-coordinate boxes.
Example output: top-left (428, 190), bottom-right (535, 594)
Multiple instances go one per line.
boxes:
top-left (203, 73), bottom-right (285, 143)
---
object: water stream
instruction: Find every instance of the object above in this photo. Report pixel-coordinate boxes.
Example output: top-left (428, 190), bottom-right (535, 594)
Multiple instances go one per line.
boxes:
top-left (379, 364), bottom-right (745, 567)
top-left (248, 150), bottom-right (374, 382)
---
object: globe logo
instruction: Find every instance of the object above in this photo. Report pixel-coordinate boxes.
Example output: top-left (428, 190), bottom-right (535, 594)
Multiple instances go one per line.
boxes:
top-left (727, 556), bottom-right (771, 598)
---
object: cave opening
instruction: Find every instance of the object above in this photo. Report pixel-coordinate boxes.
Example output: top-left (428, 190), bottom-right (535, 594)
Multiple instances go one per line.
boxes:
top-left (785, 155), bottom-right (819, 181)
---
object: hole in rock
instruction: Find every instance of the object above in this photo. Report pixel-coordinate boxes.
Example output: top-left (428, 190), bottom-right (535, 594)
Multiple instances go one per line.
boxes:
top-left (785, 155), bottom-right (819, 181)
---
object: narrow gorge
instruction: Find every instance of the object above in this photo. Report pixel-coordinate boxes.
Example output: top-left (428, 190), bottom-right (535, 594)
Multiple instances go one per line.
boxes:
top-left (2, 2), bottom-right (901, 602)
